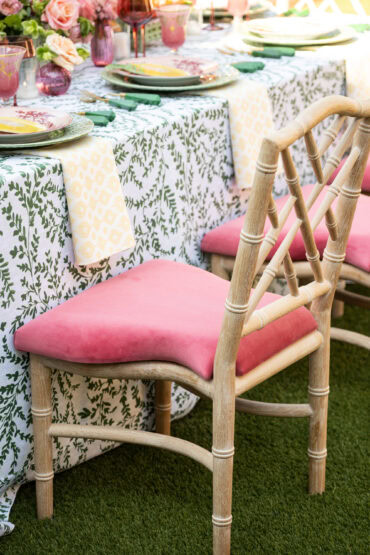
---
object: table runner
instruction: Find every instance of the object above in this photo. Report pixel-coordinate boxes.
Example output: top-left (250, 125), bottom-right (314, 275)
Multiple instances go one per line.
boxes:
top-left (24, 136), bottom-right (135, 265)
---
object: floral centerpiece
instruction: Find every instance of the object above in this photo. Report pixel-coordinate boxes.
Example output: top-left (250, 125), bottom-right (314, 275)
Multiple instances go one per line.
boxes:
top-left (0, 1), bottom-right (93, 71)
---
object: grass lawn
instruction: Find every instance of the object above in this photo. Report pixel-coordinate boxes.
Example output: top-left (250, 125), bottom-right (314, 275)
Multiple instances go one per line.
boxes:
top-left (2, 287), bottom-right (369, 554)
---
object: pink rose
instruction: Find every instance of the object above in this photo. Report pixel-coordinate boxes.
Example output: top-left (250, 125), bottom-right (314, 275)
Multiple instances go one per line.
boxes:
top-left (0, 0), bottom-right (22, 16)
top-left (46, 33), bottom-right (83, 71)
top-left (42, 0), bottom-right (79, 32)
top-left (79, 0), bottom-right (96, 21)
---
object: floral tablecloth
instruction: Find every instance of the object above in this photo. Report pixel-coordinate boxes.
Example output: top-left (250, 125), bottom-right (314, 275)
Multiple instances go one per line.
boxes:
top-left (0, 30), bottom-right (345, 535)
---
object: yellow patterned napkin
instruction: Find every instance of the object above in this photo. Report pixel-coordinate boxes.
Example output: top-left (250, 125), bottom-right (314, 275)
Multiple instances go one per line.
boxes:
top-left (202, 79), bottom-right (276, 189)
top-left (24, 136), bottom-right (135, 265)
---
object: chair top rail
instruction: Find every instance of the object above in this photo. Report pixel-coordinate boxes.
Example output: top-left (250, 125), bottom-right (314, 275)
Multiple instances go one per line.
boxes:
top-left (268, 95), bottom-right (370, 152)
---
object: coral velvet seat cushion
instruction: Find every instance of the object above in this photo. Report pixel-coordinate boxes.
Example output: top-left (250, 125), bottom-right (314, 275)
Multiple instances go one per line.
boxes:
top-left (328, 157), bottom-right (370, 193)
top-left (14, 260), bottom-right (317, 381)
top-left (201, 184), bottom-right (370, 272)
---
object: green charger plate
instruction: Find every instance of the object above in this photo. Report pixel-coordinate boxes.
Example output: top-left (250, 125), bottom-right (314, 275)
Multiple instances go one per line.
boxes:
top-left (102, 65), bottom-right (240, 93)
top-left (0, 115), bottom-right (94, 150)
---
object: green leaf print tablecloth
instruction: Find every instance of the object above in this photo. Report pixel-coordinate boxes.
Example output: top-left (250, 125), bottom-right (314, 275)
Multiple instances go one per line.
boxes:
top-left (0, 31), bottom-right (345, 535)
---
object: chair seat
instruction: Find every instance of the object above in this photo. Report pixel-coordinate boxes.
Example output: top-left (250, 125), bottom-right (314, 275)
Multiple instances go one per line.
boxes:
top-left (14, 260), bottom-right (317, 381)
top-left (328, 157), bottom-right (370, 193)
top-left (201, 185), bottom-right (370, 272)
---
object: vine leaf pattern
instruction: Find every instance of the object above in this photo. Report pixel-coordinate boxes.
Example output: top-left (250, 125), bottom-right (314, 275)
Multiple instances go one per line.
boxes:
top-left (0, 53), bottom-right (345, 535)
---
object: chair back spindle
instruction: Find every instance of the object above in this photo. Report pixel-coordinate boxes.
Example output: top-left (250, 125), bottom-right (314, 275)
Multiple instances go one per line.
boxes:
top-left (214, 96), bottom-right (370, 383)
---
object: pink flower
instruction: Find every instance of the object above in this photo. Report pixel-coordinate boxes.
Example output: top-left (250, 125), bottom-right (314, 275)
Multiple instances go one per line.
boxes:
top-left (46, 33), bottom-right (83, 71)
top-left (79, 0), bottom-right (96, 21)
top-left (94, 0), bottom-right (118, 21)
top-left (0, 0), bottom-right (22, 16)
top-left (42, 0), bottom-right (79, 32)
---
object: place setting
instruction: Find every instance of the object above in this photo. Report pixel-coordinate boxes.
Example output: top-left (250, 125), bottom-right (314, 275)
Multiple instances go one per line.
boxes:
top-left (102, 55), bottom-right (240, 92)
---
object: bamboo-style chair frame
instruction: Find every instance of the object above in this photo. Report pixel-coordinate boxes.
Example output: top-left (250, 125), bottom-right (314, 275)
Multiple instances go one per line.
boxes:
top-left (29, 96), bottom-right (370, 555)
top-left (211, 112), bottom-right (370, 351)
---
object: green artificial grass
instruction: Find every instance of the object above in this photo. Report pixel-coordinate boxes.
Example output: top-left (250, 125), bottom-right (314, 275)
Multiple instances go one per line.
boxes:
top-left (2, 286), bottom-right (369, 554)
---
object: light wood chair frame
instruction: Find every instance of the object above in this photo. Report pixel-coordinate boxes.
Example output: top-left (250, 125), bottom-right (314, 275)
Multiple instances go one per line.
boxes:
top-left (211, 113), bottom-right (370, 351)
top-left (30, 96), bottom-right (370, 554)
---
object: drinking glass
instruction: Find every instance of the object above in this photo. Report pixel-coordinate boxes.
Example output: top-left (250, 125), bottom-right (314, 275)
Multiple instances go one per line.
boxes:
top-left (118, 0), bottom-right (154, 58)
top-left (204, 1), bottom-right (223, 31)
top-left (227, 0), bottom-right (249, 34)
top-left (0, 45), bottom-right (26, 106)
top-left (157, 5), bottom-right (190, 53)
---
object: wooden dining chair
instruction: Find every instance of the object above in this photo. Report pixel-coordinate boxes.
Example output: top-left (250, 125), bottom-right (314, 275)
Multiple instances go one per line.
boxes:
top-left (14, 96), bottom-right (370, 554)
top-left (202, 114), bottom-right (370, 351)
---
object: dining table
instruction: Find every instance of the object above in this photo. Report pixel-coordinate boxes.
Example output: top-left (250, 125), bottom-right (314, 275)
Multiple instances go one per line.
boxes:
top-left (0, 22), bottom-right (358, 535)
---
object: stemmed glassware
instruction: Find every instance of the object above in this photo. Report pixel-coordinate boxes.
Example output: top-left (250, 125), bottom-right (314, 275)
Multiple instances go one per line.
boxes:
top-left (204, 1), bottom-right (223, 31)
top-left (118, 0), bottom-right (154, 58)
top-left (0, 45), bottom-right (25, 106)
top-left (157, 5), bottom-right (190, 53)
top-left (227, 0), bottom-right (249, 35)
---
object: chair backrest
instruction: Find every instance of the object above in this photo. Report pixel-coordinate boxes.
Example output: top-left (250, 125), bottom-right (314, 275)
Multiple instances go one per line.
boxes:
top-left (214, 95), bottom-right (370, 376)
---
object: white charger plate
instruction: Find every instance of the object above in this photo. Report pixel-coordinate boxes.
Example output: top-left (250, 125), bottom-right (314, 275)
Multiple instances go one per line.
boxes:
top-left (245, 17), bottom-right (338, 41)
top-left (242, 26), bottom-right (356, 47)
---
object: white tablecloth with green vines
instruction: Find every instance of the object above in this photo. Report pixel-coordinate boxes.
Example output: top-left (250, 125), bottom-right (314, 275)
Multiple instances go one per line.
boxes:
top-left (0, 32), bottom-right (345, 534)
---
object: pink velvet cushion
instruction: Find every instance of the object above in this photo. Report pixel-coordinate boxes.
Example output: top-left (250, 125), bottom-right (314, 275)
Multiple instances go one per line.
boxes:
top-left (201, 185), bottom-right (370, 272)
top-left (327, 157), bottom-right (370, 192)
top-left (14, 260), bottom-right (317, 381)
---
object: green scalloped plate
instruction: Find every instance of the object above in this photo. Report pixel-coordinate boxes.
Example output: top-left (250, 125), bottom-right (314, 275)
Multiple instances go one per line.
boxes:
top-left (101, 65), bottom-right (240, 93)
top-left (0, 115), bottom-right (94, 149)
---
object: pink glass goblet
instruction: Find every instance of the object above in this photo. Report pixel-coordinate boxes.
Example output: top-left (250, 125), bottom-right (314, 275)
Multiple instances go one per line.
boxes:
top-left (204, 1), bottom-right (223, 31)
top-left (157, 5), bottom-right (190, 53)
top-left (227, 0), bottom-right (249, 33)
top-left (0, 45), bottom-right (25, 106)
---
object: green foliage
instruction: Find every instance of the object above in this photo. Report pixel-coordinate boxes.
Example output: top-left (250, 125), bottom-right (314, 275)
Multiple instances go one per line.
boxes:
top-left (1, 14), bottom-right (23, 33)
top-left (78, 16), bottom-right (95, 37)
top-left (76, 47), bottom-right (89, 61)
top-left (31, 0), bottom-right (50, 17)
top-left (36, 44), bottom-right (56, 62)
top-left (21, 19), bottom-right (45, 39)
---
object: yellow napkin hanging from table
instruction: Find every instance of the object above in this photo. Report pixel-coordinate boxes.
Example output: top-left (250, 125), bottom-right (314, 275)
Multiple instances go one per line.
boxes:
top-left (202, 80), bottom-right (276, 189)
top-left (24, 136), bottom-right (135, 265)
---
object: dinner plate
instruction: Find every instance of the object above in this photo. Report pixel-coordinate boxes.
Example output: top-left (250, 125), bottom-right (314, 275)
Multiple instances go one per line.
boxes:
top-left (0, 115), bottom-right (93, 149)
top-left (241, 25), bottom-right (356, 47)
top-left (245, 17), bottom-right (338, 41)
top-left (108, 56), bottom-right (219, 87)
top-left (102, 65), bottom-right (240, 93)
top-left (0, 106), bottom-right (72, 144)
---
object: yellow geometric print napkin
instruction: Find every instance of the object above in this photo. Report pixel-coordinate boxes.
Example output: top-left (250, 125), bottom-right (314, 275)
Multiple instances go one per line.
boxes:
top-left (24, 136), bottom-right (135, 265)
top-left (202, 79), bottom-right (276, 189)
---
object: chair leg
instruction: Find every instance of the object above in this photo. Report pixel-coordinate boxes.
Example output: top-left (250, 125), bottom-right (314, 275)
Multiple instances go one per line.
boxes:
top-left (211, 254), bottom-right (230, 280)
top-left (308, 311), bottom-right (330, 494)
top-left (30, 355), bottom-right (54, 519)
top-left (212, 400), bottom-right (234, 554)
top-left (332, 279), bottom-right (346, 318)
top-left (155, 380), bottom-right (172, 435)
